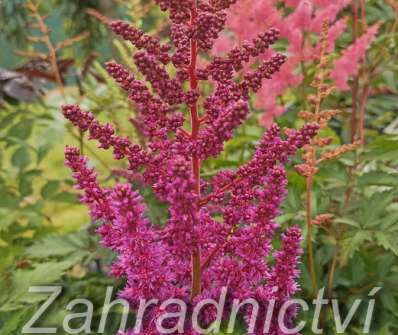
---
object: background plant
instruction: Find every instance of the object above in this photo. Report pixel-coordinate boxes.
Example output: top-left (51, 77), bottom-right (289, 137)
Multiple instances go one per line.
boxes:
top-left (0, 0), bottom-right (397, 334)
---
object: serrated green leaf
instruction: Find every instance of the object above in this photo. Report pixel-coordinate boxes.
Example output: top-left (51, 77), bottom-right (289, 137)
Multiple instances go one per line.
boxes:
top-left (380, 211), bottom-right (398, 230)
top-left (359, 171), bottom-right (398, 187)
top-left (375, 232), bottom-right (398, 256)
top-left (0, 308), bottom-right (35, 335)
top-left (335, 217), bottom-right (360, 228)
top-left (26, 232), bottom-right (90, 258)
top-left (361, 191), bottom-right (395, 228)
top-left (365, 136), bottom-right (398, 162)
top-left (0, 261), bottom-right (75, 311)
top-left (351, 255), bottom-right (366, 286)
top-left (341, 230), bottom-right (372, 264)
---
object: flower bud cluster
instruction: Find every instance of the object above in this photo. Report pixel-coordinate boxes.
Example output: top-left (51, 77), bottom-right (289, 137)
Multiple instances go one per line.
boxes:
top-left (111, 20), bottom-right (170, 64)
top-left (207, 27), bottom-right (281, 82)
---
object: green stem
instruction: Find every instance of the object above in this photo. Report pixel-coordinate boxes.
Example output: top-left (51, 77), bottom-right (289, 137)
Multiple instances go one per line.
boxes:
top-left (306, 174), bottom-right (318, 297)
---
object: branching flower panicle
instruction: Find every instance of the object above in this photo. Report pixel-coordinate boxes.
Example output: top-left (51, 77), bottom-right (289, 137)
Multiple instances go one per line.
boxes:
top-left (295, 22), bottom-right (359, 296)
top-left (63, 1), bottom-right (318, 333)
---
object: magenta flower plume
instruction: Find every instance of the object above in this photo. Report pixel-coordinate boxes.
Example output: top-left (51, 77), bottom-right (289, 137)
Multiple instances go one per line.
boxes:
top-left (63, 1), bottom-right (318, 333)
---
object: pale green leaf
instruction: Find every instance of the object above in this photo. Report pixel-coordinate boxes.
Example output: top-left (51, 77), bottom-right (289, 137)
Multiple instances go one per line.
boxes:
top-left (26, 232), bottom-right (89, 258)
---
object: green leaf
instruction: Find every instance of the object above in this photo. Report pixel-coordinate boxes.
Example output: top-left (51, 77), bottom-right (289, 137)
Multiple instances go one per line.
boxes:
top-left (351, 255), bottom-right (366, 286)
top-left (0, 189), bottom-right (18, 209)
top-left (334, 217), bottom-right (360, 228)
top-left (380, 211), bottom-right (398, 231)
top-left (338, 156), bottom-right (356, 167)
top-left (52, 191), bottom-right (77, 203)
top-left (0, 209), bottom-right (17, 231)
top-left (22, 261), bottom-right (75, 285)
top-left (0, 261), bottom-right (75, 311)
top-left (341, 230), bottom-right (372, 264)
top-left (375, 232), bottom-right (398, 256)
top-left (24, 169), bottom-right (42, 178)
top-left (18, 170), bottom-right (39, 198)
top-left (362, 192), bottom-right (395, 228)
top-left (0, 308), bottom-right (35, 335)
top-left (37, 143), bottom-right (52, 164)
top-left (0, 111), bottom-right (20, 130)
top-left (365, 136), bottom-right (398, 162)
top-left (358, 171), bottom-right (398, 187)
top-left (18, 176), bottom-right (33, 197)
top-left (7, 119), bottom-right (34, 140)
top-left (11, 147), bottom-right (30, 170)
top-left (41, 181), bottom-right (60, 199)
top-left (275, 213), bottom-right (296, 224)
top-left (26, 232), bottom-right (90, 258)
top-left (225, 135), bottom-right (258, 149)
top-left (375, 325), bottom-right (392, 335)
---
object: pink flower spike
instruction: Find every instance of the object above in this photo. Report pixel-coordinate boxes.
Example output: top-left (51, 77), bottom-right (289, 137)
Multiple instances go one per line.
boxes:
top-left (331, 24), bottom-right (380, 91)
top-left (62, 2), bottom-right (319, 333)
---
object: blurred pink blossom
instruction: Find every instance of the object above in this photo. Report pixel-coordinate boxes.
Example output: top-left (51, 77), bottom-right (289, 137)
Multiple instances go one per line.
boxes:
top-left (331, 24), bottom-right (380, 91)
top-left (214, 0), bottom-right (372, 126)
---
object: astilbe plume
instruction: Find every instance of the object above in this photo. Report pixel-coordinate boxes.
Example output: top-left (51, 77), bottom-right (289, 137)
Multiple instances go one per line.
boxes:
top-left (63, 1), bottom-right (318, 334)
top-left (215, 0), bottom-right (379, 126)
top-left (330, 23), bottom-right (380, 91)
top-left (295, 22), bottom-right (359, 295)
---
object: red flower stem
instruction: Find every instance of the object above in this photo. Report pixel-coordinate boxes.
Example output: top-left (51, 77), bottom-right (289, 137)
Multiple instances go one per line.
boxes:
top-left (199, 177), bottom-right (242, 206)
top-left (198, 115), bottom-right (208, 123)
top-left (201, 245), bottom-right (221, 270)
top-left (201, 238), bottom-right (230, 271)
top-left (179, 128), bottom-right (192, 139)
top-left (189, 2), bottom-right (202, 299)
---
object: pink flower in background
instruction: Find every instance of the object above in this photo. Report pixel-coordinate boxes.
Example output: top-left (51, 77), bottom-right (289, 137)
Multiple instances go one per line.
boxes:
top-left (310, 0), bottom-right (351, 31)
top-left (324, 18), bottom-right (348, 53)
top-left (215, 0), bottom-right (376, 126)
top-left (331, 24), bottom-right (380, 91)
top-left (290, 1), bottom-right (313, 32)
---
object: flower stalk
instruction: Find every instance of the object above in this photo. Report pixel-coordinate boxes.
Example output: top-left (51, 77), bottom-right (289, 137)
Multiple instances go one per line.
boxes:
top-left (296, 22), bottom-right (359, 297)
top-left (63, 1), bottom-right (319, 332)
top-left (189, 1), bottom-right (202, 299)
